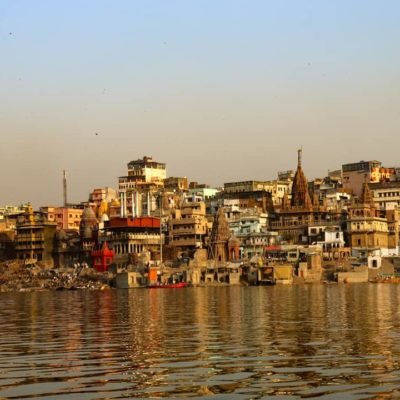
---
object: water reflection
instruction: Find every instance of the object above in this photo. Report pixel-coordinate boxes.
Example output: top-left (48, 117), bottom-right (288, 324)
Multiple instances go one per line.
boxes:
top-left (1, 284), bottom-right (400, 398)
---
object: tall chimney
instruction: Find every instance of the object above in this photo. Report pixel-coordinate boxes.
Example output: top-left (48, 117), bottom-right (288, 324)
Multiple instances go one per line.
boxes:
top-left (63, 170), bottom-right (68, 207)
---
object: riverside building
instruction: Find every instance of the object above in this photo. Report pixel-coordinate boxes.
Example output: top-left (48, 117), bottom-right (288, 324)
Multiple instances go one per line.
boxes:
top-left (118, 156), bottom-right (166, 218)
top-left (342, 160), bottom-right (395, 197)
top-left (270, 150), bottom-right (345, 247)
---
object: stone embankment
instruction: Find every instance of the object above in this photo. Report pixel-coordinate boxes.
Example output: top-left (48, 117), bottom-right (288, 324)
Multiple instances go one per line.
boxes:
top-left (0, 261), bottom-right (114, 292)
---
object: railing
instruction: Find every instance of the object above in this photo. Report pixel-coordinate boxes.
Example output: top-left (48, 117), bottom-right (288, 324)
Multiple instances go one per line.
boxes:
top-left (170, 217), bottom-right (200, 224)
top-left (101, 233), bottom-right (160, 240)
top-left (15, 244), bottom-right (44, 250)
top-left (172, 227), bottom-right (206, 235)
top-left (16, 234), bottom-right (44, 240)
top-left (170, 238), bottom-right (202, 247)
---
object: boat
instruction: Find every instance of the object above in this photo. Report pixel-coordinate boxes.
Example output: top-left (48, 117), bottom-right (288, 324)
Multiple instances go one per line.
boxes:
top-left (148, 282), bottom-right (187, 289)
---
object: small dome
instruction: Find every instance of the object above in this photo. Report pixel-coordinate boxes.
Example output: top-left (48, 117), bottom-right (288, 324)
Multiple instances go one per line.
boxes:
top-left (82, 206), bottom-right (97, 221)
top-left (228, 234), bottom-right (240, 246)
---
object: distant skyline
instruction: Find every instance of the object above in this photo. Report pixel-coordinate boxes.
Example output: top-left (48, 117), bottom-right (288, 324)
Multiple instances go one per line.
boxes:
top-left (1, 0), bottom-right (400, 207)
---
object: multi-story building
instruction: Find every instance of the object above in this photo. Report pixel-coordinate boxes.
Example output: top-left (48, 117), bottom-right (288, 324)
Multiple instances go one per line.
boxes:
top-left (168, 197), bottom-right (209, 256)
top-left (0, 204), bottom-right (28, 220)
top-left (270, 150), bottom-right (344, 244)
top-left (390, 168), bottom-right (400, 182)
top-left (342, 160), bottom-right (395, 197)
top-left (15, 205), bottom-right (57, 267)
top-left (386, 206), bottom-right (400, 252)
top-left (223, 180), bottom-right (290, 207)
top-left (53, 229), bottom-right (81, 268)
top-left (370, 181), bottom-right (400, 210)
top-left (218, 190), bottom-right (274, 214)
top-left (40, 206), bottom-right (83, 231)
top-left (307, 224), bottom-right (349, 260)
top-left (347, 183), bottom-right (398, 257)
top-left (227, 209), bottom-right (277, 260)
top-left (121, 156), bottom-right (166, 187)
top-left (0, 204), bottom-right (30, 232)
top-left (224, 180), bottom-right (270, 193)
top-left (163, 177), bottom-right (188, 192)
top-left (89, 187), bottom-right (117, 207)
top-left (118, 156), bottom-right (166, 218)
top-left (100, 216), bottom-right (161, 267)
top-left (324, 191), bottom-right (352, 212)
top-left (264, 181), bottom-right (292, 206)
top-left (188, 187), bottom-right (219, 200)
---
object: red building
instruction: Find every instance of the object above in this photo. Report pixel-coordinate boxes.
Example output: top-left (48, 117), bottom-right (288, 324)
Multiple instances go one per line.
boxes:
top-left (91, 242), bottom-right (115, 272)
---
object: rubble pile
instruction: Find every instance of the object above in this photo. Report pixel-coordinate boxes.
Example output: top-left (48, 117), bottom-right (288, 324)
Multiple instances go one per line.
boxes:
top-left (0, 261), bottom-right (115, 292)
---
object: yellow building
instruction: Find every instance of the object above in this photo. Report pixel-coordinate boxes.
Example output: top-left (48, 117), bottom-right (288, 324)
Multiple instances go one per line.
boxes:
top-left (223, 180), bottom-right (291, 206)
top-left (168, 198), bottom-right (209, 256)
top-left (347, 183), bottom-right (398, 257)
top-left (15, 205), bottom-right (57, 267)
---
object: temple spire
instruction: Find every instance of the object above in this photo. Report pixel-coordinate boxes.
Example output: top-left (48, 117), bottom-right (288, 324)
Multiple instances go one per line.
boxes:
top-left (361, 182), bottom-right (374, 207)
top-left (291, 148), bottom-right (311, 208)
top-left (297, 147), bottom-right (302, 168)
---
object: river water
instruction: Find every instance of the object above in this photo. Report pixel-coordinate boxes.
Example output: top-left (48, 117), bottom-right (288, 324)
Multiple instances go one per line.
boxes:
top-left (1, 284), bottom-right (400, 399)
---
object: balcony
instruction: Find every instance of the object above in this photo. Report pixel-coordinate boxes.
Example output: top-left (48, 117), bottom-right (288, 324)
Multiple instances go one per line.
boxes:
top-left (270, 221), bottom-right (308, 229)
top-left (170, 238), bottom-right (203, 247)
top-left (16, 234), bottom-right (44, 241)
top-left (15, 244), bottom-right (44, 250)
top-left (102, 232), bottom-right (161, 241)
top-left (170, 217), bottom-right (199, 225)
top-left (172, 226), bottom-right (206, 234)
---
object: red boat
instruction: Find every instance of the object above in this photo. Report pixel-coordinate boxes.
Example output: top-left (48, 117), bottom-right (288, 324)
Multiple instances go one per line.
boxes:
top-left (148, 282), bottom-right (188, 289)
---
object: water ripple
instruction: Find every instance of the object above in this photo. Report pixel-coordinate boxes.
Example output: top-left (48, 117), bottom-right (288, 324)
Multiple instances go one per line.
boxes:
top-left (1, 285), bottom-right (400, 398)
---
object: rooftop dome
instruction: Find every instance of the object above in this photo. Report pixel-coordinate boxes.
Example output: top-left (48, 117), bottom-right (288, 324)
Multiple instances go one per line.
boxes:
top-left (82, 206), bottom-right (97, 221)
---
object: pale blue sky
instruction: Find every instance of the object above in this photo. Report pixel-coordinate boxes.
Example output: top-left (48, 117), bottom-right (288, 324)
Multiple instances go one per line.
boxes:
top-left (1, 1), bottom-right (400, 206)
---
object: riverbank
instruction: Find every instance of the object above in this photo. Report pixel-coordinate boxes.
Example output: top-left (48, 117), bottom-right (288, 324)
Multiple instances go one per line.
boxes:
top-left (0, 261), bottom-right (113, 292)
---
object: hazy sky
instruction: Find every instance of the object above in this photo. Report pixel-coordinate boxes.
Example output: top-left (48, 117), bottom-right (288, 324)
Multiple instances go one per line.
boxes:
top-left (1, 0), bottom-right (400, 207)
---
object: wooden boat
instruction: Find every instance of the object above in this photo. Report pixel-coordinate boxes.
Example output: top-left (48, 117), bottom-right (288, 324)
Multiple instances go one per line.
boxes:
top-left (148, 282), bottom-right (187, 289)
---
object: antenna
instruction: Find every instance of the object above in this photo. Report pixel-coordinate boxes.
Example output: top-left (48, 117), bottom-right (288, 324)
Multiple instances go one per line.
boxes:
top-left (63, 170), bottom-right (68, 207)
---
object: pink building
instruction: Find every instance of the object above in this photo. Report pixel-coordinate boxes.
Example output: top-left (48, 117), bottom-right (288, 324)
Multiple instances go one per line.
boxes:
top-left (41, 206), bottom-right (83, 231)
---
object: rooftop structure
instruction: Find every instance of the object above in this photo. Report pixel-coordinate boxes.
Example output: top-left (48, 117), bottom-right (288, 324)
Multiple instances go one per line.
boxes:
top-left (342, 160), bottom-right (395, 197)
top-left (125, 156), bottom-right (166, 184)
top-left (342, 160), bottom-right (382, 173)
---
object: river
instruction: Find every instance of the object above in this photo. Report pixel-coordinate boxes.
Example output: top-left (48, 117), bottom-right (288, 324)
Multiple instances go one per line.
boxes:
top-left (1, 284), bottom-right (400, 399)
